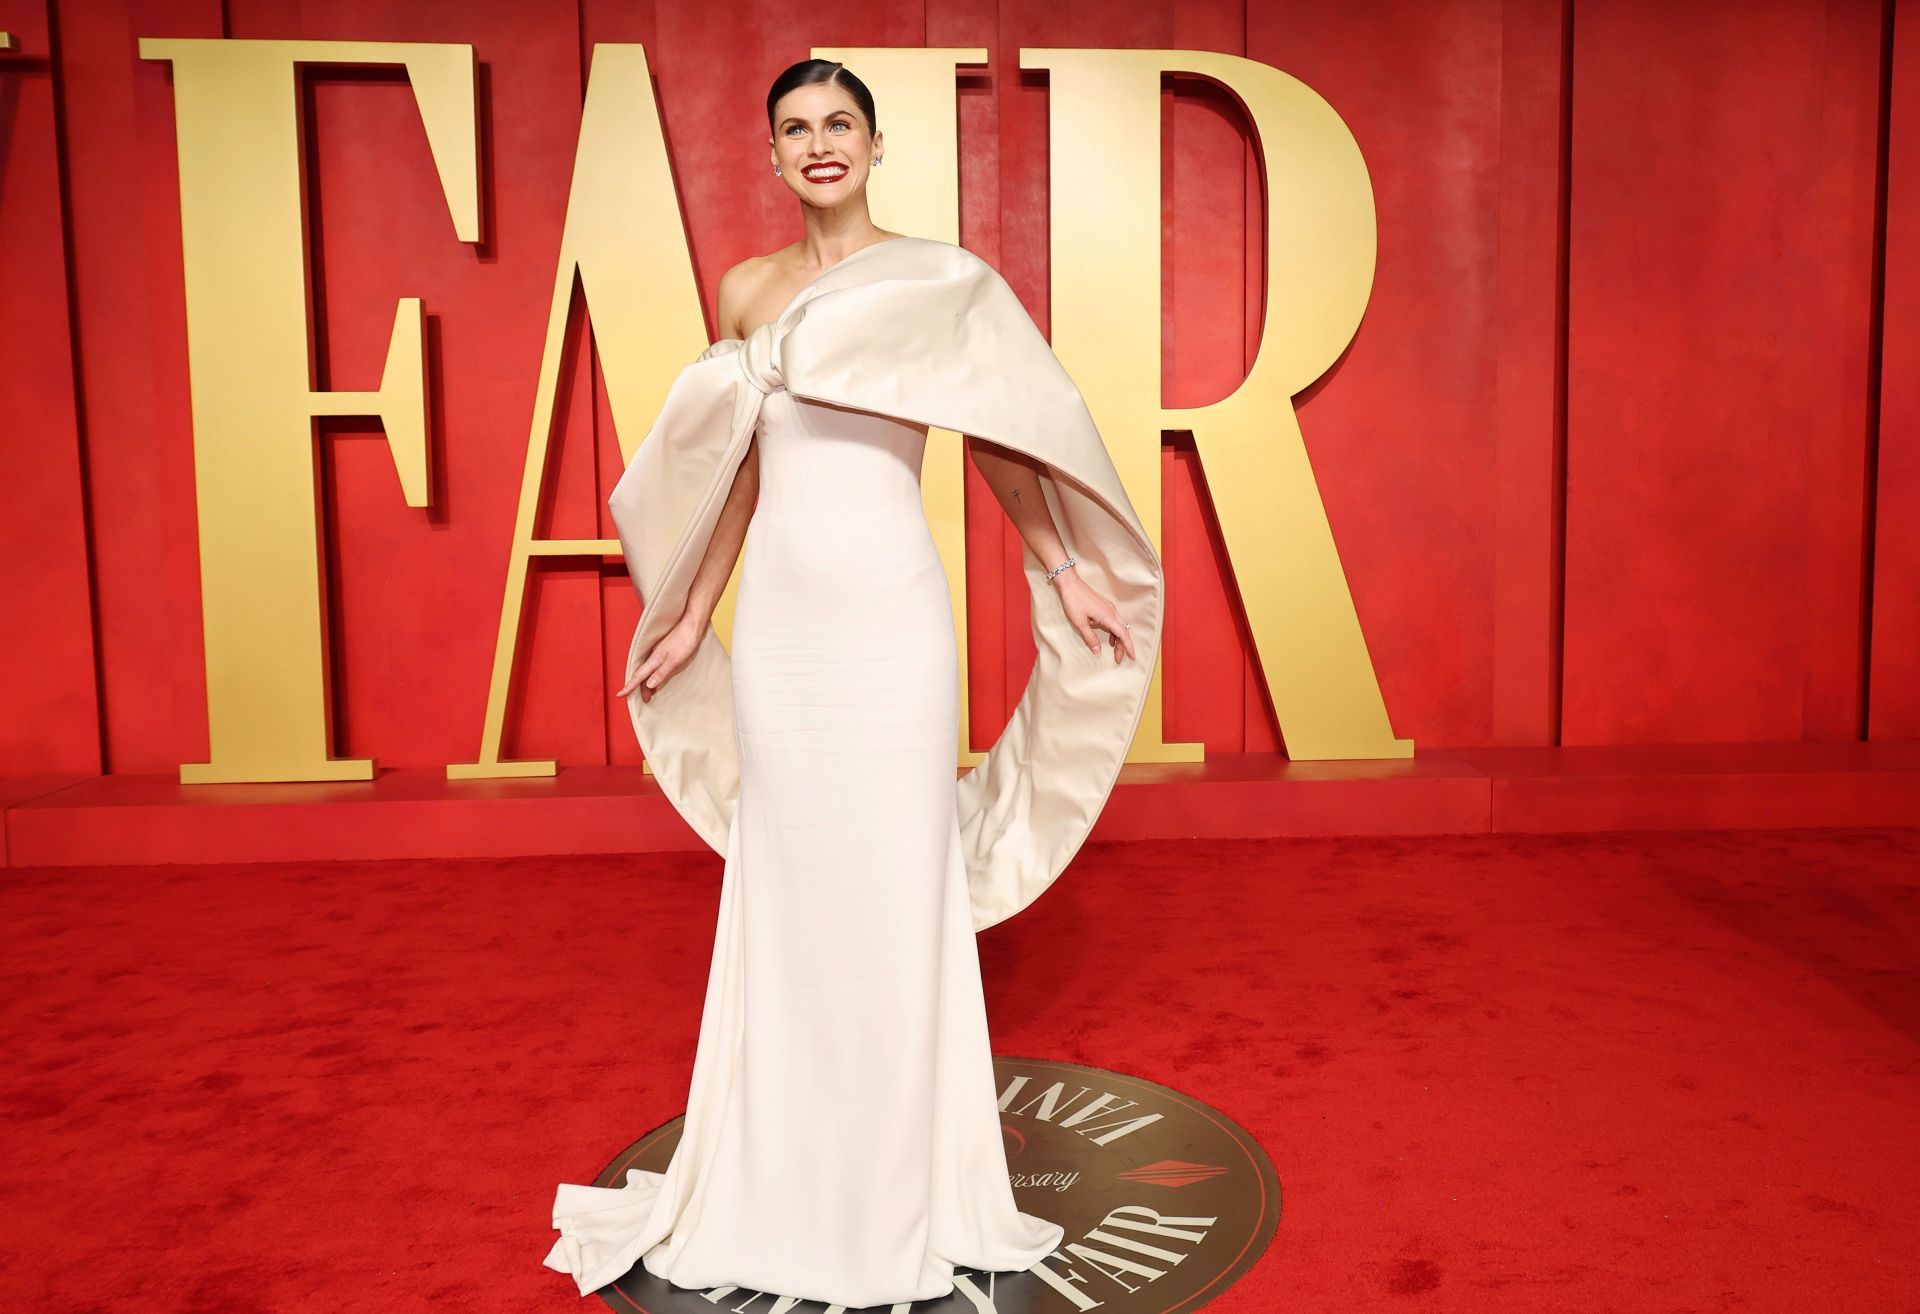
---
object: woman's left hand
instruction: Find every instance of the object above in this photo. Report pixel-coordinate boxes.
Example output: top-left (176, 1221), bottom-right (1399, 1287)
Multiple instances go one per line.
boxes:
top-left (1052, 568), bottom-right (1137, 664)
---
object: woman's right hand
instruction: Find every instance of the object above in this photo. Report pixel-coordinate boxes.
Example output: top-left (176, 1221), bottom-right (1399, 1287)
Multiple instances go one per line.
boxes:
top-left (617, 612), bottom-right (703, 703)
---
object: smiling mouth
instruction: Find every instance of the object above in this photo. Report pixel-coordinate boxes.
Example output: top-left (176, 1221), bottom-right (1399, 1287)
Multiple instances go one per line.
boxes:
top-left (800, 163), bottom-right (849, 183)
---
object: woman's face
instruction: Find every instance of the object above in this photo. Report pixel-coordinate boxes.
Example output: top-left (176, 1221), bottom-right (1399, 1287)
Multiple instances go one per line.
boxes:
top-left (769, 83), bottom-right (881, 207)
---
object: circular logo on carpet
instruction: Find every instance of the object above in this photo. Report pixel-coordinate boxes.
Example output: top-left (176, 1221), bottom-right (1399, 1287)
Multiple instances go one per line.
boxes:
top-left (588, 1055), bottom-right (1280, 1313)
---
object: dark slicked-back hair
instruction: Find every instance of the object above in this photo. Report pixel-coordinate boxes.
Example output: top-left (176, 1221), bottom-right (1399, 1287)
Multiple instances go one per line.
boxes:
top-left (766, 59), bottom-right (878, 136)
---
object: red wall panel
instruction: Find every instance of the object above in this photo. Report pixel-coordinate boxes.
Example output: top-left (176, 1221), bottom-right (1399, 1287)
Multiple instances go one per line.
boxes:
top-left (1566, 0), bottom-right (1881, 745)
top-left (1804, 0), bottom-right (1889, 740)
top-left (1871, 0), bottom-right (1919, 737)
top-left (1563, 0), bottom-right (1886, 745)
top-left (53, 0), bottom-right (221, 774)
top-left (0, 1), bottom-right (100, 776)
top-left (1491, 0), bottom-right (1571, 746)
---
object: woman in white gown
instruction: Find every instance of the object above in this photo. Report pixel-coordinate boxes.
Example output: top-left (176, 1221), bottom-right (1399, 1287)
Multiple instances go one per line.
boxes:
top-left (545, 60), bottom-right (1164, 1307)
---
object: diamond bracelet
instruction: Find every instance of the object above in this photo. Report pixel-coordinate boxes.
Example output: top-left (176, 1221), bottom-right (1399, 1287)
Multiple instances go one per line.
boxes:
top-left (1044, 556), bottom-right (1077, 583)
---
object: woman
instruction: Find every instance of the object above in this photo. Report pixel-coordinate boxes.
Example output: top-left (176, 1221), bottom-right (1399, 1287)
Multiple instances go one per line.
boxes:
top-left (545, 59), bottom-right (1163, 1306)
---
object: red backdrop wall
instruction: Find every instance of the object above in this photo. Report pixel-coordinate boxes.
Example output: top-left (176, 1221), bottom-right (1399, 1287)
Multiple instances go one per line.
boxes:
top-left (1, 0), bottom-right (1913, 779)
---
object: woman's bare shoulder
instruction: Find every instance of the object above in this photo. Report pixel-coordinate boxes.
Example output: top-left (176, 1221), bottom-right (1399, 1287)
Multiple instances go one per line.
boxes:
top-left (715, 254), bottom-right (778, 340)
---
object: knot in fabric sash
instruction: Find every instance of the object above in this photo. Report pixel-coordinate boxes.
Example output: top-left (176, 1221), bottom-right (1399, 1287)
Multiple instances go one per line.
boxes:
top-left (737, 319), bottom-right (787, 395)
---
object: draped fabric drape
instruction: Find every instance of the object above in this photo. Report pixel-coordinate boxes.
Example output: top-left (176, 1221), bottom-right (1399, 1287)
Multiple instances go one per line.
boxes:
top-left (608, 235), bottom-right (1162, 931)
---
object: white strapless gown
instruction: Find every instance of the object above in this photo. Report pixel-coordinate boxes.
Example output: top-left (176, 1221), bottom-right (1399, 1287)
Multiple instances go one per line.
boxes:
top-left (544, 388), bottom-right (1066, 1305)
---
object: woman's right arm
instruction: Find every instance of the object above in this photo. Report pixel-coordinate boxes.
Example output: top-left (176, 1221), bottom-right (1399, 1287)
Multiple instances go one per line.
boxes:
top-left (618, 437), bottom-right (758, 702)
top-left (618, 259), bottom-right (759, 704)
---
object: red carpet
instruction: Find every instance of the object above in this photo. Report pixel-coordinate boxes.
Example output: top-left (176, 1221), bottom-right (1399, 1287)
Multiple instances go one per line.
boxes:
top-left (3, 828), bottom-right (1916, 1311)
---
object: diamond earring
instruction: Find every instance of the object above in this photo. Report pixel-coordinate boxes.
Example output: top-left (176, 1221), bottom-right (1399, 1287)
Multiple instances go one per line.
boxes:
top-left (773, 165), bottom-right (782, 176)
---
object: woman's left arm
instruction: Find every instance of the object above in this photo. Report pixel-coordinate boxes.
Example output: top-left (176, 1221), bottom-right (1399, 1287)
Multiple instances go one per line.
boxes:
top-left (964, 434), bottom-right (1138, 664)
